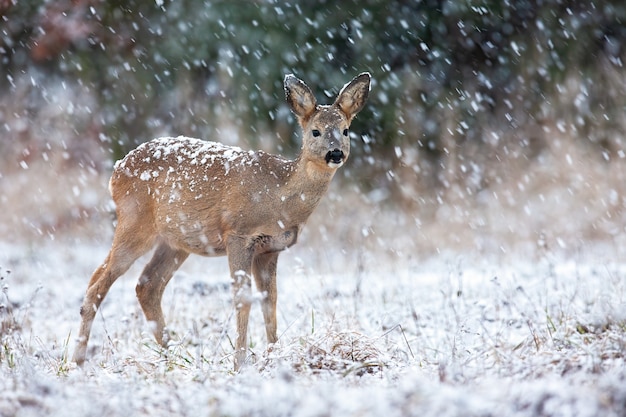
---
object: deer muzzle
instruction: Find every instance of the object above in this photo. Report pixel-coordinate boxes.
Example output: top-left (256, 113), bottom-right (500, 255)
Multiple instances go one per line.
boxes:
top-left (325, 149), bottom-right (345, 167)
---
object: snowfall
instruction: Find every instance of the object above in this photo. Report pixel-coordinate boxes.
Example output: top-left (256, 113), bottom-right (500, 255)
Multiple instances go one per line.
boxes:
top-left (1, 146), bottom-right (626, 417)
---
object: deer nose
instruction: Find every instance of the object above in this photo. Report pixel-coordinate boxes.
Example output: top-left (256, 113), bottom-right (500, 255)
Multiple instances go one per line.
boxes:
top-left (325, 149), bottom-right (344, 165)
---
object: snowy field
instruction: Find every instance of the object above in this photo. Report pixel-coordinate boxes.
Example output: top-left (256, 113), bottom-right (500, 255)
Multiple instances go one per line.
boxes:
top-left (1, 166), bottom-right (626, 417)
top-left (3, 3), bottom-right (626, 414)
top-left (2, 138), bottom-right (626, 417)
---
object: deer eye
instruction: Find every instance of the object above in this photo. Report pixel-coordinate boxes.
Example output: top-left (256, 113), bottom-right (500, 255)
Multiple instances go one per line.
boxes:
top-left (312, 129), bottom-right (321, 137)
top-left (343, 129), bottom-right (349, 136)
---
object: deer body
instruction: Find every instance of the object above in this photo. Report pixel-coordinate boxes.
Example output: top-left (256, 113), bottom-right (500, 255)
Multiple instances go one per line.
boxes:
top-left (72, 73), bottom-right (370, 370)
top-left (115, 137), bottom-right (321, 256)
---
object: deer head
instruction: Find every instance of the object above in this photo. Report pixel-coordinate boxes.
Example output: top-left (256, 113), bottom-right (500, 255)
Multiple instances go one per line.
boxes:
top-left (285, 73), bottom-right (370, 172)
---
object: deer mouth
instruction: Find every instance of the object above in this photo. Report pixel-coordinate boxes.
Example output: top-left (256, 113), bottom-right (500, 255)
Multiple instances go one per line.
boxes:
top-left (325, 149), bottom-right (345, 167)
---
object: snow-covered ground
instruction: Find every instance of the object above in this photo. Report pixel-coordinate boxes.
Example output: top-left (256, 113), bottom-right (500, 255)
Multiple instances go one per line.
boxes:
top-left (1, 214), bottom-right (625, 416)
top-left (1, 133), bottom-right (626, 416)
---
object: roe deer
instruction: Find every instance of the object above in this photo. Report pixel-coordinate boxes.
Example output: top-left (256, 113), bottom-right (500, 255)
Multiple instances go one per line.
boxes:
top-left (72, 72), bottom-right (371, 370)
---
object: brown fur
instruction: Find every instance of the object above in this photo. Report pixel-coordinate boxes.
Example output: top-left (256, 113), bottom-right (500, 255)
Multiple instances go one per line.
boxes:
top-left (72, 73), bottom-right (370, 370)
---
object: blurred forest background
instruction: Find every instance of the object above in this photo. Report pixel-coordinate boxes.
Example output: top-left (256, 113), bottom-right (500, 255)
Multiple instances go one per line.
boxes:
top-left (2, 0), bottom-right (626, 257)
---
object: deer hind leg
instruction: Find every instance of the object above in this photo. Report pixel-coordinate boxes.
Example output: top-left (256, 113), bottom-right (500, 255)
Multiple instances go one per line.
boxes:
top-left (135, 241), bottom-right (189, 347)
top-left (73, 229), bottom-right (156, 365)
top-left (252, 252), bottom-right (279, 344)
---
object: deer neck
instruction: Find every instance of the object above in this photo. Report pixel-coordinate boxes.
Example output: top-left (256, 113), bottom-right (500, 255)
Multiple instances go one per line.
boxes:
top-left (294, 152), bottom-right (336, 191)
top-left (271, 153), bottom-right (336, 220)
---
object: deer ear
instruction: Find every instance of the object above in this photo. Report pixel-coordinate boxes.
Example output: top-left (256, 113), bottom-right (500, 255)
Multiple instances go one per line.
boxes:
top-left (334, 72), bottom-right (371, 122)
top-left (284, 74), bottom-right (317, 123)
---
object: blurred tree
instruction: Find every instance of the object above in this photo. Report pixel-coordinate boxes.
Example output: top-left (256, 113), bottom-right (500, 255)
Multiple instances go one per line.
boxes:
top-left (2, 0), bottom-right (626, 201)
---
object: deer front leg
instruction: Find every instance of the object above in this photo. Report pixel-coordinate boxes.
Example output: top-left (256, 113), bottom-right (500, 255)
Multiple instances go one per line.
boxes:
top-left (226, 236), bottom-right (254, 371)
top-left (252, 252), bottom-right (279, 344)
